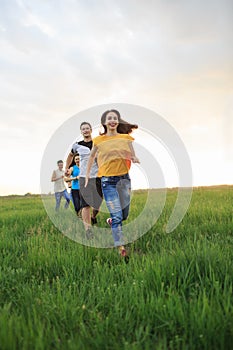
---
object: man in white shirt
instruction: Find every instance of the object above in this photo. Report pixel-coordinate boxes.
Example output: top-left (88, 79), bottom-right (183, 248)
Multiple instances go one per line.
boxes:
top-left (51, 160), bottom-right (70, 211)
top-left (66, 122), bottom-right (103, 239)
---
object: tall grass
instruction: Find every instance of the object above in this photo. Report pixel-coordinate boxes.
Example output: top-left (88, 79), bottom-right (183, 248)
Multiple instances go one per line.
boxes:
top-left (0, 187), bottom-right (232, 349)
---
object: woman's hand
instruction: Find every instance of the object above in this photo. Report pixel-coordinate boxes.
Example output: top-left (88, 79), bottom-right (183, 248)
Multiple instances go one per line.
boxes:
top-left (131, 156), bottom-right (140, 163)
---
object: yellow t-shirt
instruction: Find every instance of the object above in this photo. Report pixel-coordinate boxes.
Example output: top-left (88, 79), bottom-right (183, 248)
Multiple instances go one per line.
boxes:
top-left (93, 134), bottom-right (134, 177)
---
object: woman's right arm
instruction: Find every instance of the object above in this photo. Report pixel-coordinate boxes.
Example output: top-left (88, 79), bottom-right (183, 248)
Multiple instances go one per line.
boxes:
top-left (85, 145), bottom-right (98, 187)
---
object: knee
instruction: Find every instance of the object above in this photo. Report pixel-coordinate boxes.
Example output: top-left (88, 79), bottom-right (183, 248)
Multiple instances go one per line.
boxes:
top-left (112, 212), bottom-right (123, 225)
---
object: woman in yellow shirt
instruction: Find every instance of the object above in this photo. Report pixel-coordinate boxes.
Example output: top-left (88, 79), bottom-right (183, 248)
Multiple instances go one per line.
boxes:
top-left (85, 109), bottom-right (140, 261)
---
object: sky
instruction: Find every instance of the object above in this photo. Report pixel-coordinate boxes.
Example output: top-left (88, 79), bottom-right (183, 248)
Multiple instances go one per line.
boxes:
top-left (0, 0), bottom-right (232, 195)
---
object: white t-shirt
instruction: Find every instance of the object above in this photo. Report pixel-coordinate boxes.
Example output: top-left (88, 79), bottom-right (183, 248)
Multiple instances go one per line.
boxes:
top-left (72, 142), bottom-right (99, 178)
top-left (54, 169), bottom-right (66, 193)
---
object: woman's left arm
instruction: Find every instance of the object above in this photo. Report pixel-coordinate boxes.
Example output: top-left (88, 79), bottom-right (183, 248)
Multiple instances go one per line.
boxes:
top-left (129, 142), bottom-right (140, 163)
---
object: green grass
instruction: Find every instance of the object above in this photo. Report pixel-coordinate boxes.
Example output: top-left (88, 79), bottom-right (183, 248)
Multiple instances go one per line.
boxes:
top-left (0, 186), bottom-right (232, 349)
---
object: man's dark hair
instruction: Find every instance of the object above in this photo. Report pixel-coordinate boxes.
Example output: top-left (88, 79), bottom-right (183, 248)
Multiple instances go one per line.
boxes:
top-left (57, 160), bottom-right (63, 165)
top-left (80, 122), bottom-right (92, 129)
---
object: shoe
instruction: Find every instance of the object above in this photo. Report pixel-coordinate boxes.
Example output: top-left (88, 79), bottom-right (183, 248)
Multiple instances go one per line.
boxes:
top-left (118, 246), bottom-right (129, 264)
top-left (106, 218), bottom-right (112, 226)
top-left (91, 217), bottom-right (97, 225)
top-left (86, 228), bottom-right (94, 240)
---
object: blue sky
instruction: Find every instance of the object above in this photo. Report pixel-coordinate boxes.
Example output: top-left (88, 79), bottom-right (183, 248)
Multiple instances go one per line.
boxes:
top-left (0, 0), bottom-right (232, 194)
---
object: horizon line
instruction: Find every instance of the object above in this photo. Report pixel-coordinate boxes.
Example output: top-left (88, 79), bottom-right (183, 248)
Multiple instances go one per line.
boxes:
top-left (1, 184), bottom-right (232, 197)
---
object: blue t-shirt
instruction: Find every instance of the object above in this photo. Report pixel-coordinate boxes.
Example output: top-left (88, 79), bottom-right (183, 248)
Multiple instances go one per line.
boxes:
top-left (71, 165), bottom-right (80, 190)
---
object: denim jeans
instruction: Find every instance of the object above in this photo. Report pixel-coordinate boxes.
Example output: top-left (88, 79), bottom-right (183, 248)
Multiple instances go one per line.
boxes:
top-left (55, 190), bottom-right (70, 210)
top-left (101, 173), bottom-right (131, 247)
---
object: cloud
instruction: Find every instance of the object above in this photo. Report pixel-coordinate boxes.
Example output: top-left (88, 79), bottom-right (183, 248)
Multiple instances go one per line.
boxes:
top-left (0, 0), bottom-right (232, 194)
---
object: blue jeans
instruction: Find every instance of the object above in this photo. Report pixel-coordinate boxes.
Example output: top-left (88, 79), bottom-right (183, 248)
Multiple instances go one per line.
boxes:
top-left (101, 174), bottom-right (131, 247)
top-left (55, 190), bottom-right (70, 211)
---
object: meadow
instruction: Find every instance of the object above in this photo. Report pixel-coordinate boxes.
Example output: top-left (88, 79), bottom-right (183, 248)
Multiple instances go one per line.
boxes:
top-left (0, 186), bottom-right (232, 350)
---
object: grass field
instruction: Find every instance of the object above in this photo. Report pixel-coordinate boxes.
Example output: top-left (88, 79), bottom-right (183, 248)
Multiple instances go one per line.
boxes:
top-left (0, 186), bottom-right (232, 350)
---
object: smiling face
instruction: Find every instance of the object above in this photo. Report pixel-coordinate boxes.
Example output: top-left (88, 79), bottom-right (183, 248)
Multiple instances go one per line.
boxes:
top-left (74, 155), bottom-right (80, 166)
top-left (58, 161), bottom-right (63, 170)
top-left (100, 109), bottom-right (122, 134)
top-left (105, 111), bottom-right (119, 131)
top-left (80, 123), bottom-right (92, 139)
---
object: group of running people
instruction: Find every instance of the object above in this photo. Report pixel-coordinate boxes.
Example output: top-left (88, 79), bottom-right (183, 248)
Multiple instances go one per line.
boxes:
top-left (51, 109), bottom-right (140, 260)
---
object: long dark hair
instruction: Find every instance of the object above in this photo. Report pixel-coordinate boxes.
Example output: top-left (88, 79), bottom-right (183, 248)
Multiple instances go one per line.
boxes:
top-left (100, 109), bottom-right (138, 135)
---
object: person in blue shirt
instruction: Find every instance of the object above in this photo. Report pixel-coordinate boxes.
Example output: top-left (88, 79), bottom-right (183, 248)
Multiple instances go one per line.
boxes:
top-left (65, 154), bottom-right (81, 216)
